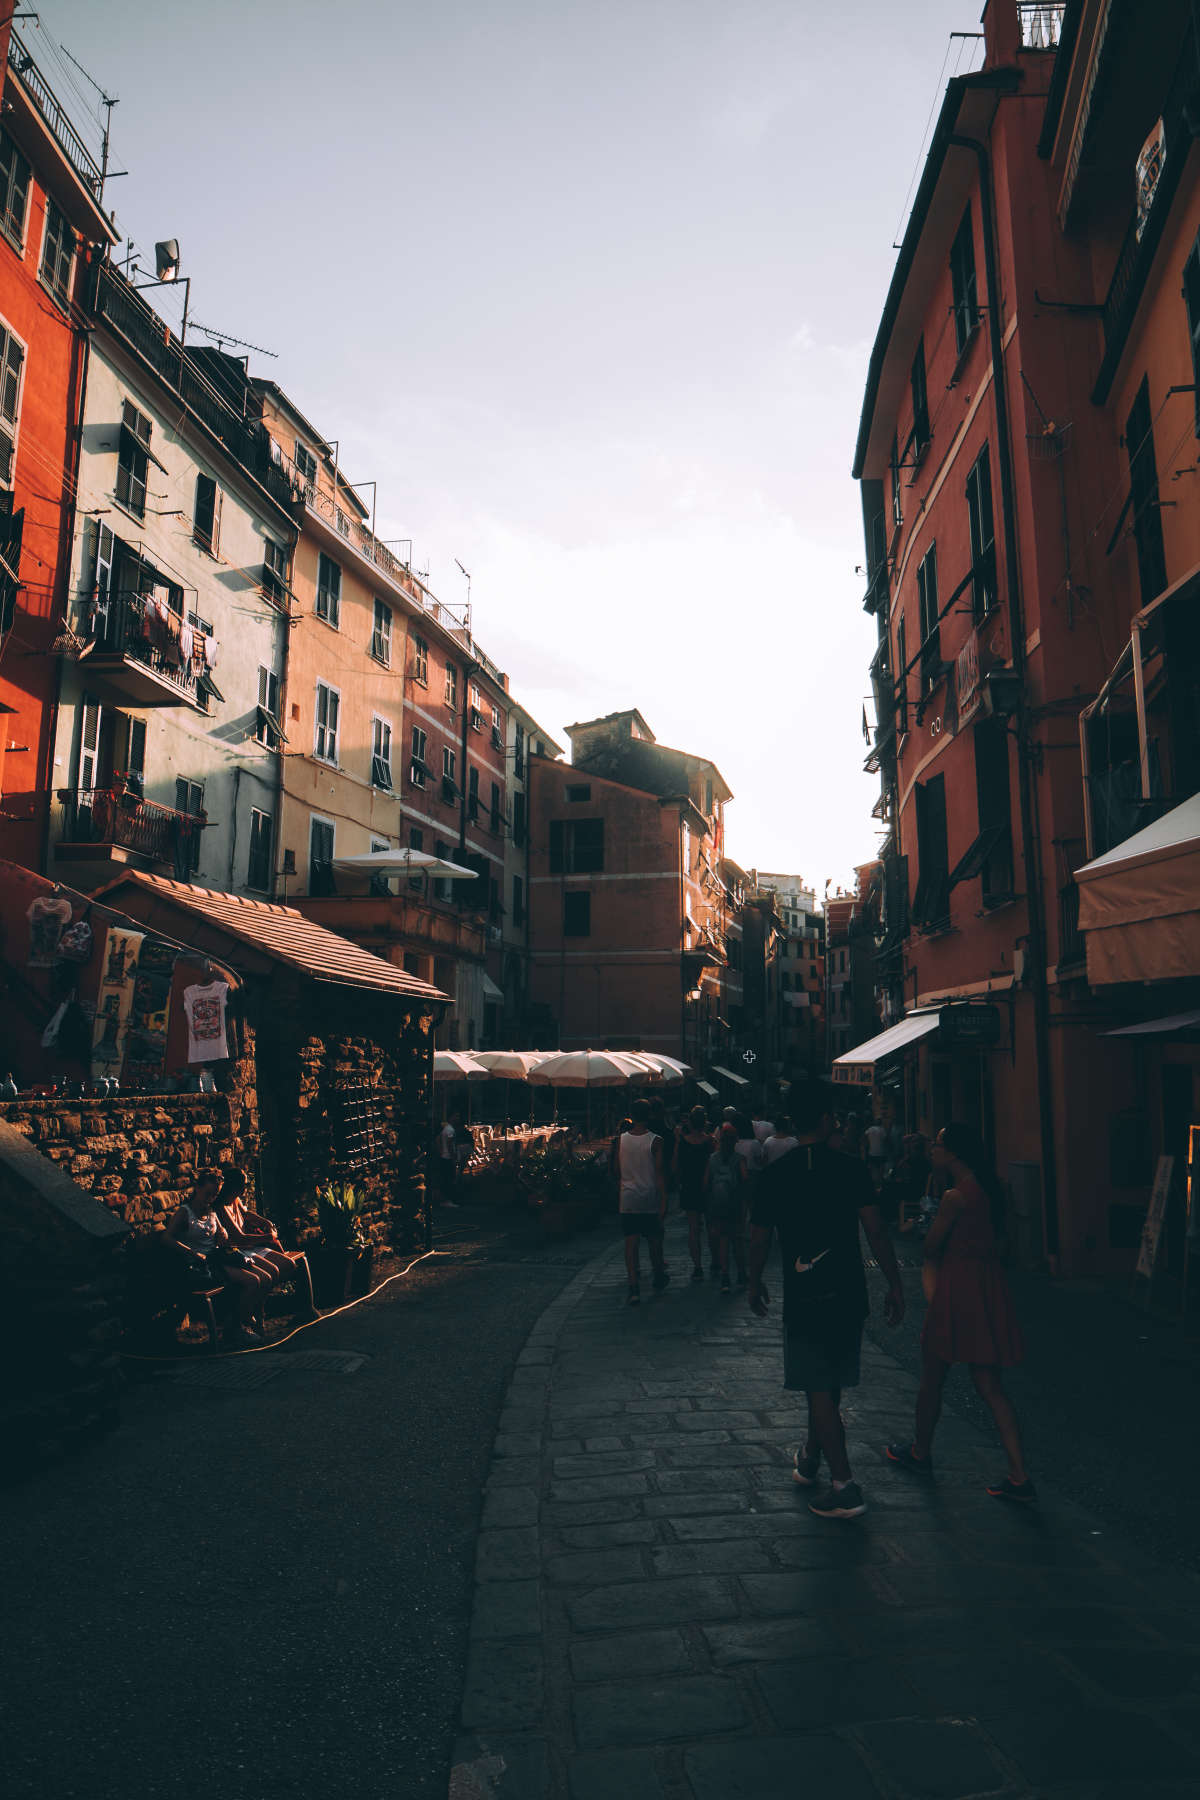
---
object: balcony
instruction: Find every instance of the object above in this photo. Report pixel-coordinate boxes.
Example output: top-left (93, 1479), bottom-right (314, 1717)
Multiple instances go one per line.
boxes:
top-left (7, 26), bottom-right (103, 198)
top-left (54, 787), bottom-right (206, 873)
top-left (79, 592), bottom-right (208, 709)
top-left (1017, 4), bottom-right (1065, 49)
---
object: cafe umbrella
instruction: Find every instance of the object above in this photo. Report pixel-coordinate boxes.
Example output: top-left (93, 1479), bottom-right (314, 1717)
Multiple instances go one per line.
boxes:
top-left (525, 1049), bottom-right (647, 1138)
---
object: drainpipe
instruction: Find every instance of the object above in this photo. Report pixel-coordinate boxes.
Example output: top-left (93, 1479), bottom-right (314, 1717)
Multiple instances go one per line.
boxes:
top-left (951, 131), bottom-right (1060, 1263)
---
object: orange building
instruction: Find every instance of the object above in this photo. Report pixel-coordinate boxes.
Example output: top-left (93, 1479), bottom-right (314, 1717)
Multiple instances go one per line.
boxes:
top-left (526, 710), bottom-right (735, 1068)
top-left (0, 19), bottom-right (115, 867)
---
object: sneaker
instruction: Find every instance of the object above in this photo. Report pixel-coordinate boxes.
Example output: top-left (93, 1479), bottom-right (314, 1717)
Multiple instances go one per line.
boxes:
top-left (987, 1475), bottom-right (1037, 1504)
top-left (792, 1448), bottom-right (821, 1487)
top-left (627, 1286), bottom-right (641, 1306)
top-left (808, 1481), bottom-right (867, 1520)
top-left (690, 1267), bottom-right (705, 1283)
top-left (886, 1442), bottom-right (934, 1476)
top-left (652, 1269), bottom-right (671, 1294)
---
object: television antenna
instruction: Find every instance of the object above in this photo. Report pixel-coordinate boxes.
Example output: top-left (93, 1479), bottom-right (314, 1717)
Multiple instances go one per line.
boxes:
top-left (189, 321), bottom-right (278, 360)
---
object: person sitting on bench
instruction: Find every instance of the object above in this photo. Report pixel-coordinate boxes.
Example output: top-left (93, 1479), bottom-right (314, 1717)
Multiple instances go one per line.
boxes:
top-left (165, 1171), bottom-right (268, 1346)
top-left (216, 1168), bottom-right (315, 1315)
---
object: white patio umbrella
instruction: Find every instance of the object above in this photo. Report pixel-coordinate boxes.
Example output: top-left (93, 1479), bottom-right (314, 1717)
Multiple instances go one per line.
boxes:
top-left (526, 1049), bottom-right (645, 1138)
top-left (469, 1050), bottom-right (555, 1133)
top-left (628, 1053), bottom-right (693, 1083)
top-left (433, 1051), bottom-right (490, 1080)
top-left (332, 848), bottom-right (478, 881)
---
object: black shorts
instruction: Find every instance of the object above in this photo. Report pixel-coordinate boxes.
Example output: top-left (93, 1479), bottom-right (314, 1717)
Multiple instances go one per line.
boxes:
top-left (621, 1211), bottom-right (663, 1238)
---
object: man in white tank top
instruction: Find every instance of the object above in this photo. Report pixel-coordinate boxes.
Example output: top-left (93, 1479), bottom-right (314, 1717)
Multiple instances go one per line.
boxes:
top-left (616, 1098), bottom-right (670, 1305)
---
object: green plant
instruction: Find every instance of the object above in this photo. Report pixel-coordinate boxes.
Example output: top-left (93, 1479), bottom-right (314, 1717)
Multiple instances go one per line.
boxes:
top-left (316, 1180), bottom-right (369, 1252)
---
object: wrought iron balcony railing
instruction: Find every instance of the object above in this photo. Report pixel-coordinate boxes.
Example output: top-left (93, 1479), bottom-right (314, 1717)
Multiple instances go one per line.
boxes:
top-left (8, 26), bottom-right (103, 196)
top-left (85, 591), bottom-right (204, 702)
top-left (57, 786), bottom-right (206, 863)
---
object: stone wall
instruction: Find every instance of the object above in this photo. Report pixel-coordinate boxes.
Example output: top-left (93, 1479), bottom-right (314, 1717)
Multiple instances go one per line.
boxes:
top-left (0, 1078), bottom-right (258, 1232)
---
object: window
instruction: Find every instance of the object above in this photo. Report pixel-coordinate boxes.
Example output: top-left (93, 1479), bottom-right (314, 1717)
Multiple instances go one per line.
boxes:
top-left (916, 545), bottom-right (940, 691)
top-left (412, 635), bottom-right (428, 684)
top-left (116, 401), bottom-right (153, 519)
top-left (39, 198), bottom-right (74, 306)
top-left (444, 662), bottom-right (458, 709)
top-left (965, 444), bottom-right (996, 620)
top-left (246, 809), bottom-right (273, 891)
top-left (369, 838), bottom-right (391, 896)
top-left (911, 338), bottom-right (930, 457)
top-left (193, 473), bottom-right (222, 555)
top-left (255, 666), bottom-right (282, 748)
top-left (0, 322), bottom-right (24, 483)
top-left (513, 721), bottom-right (525, 777)
top-left (563, 891), bottom-right (591, 937)
top-left (371, 716), bottom-right (393, 789)
top-left (1125, 375), bottom-right (1167, 606)
top-left (1185, 236), bottom-right (1200, 437)
top-left (442, 745), bottom-right (457, 789)
top-left (549, 817), bottom-right (604, 873)
top-left (890, 434), bottom-right (903, 530)
top-left (565, 783), bottom-right (592, 803)
top-left (491, 705), bottom-right (503, 750)
top-left (309, 816), bottom-right (335, 895)
top-left (294, 441), bottom-right (318, 485)
top-left (469, 682), bottom-right (482, 729)
top-left (511, 790), bottom-right (526, 847)
top-left (490, 781), bottom-right (502, 832)
top-left (895, 615), bottom-right (908, 736)
top-left (371, 597), bottom-right (392, 665)
top-left (410, 726), bottom-right (428, 787)
top-left (408, 825), bottom-right (424, 888)
top-left (314, 681), bottom-right (339, 763)
top-left (913, 774), bottom-right (950, 930)
top-left (950, 207), bottom-right (979, 354)
top-left (0, 132), bottom-right (30, 246)
top-left (262, 537), bottom-right (288, 604)
top-left (512, 874), bottom-right (525, 927)
top-left (467, 764), bottom-right (480, 818)
top-left (122, 714), bottom-right (146, 778)
top-left (433, 840), bottom-right (453, 901)
top-left (973, 718), bottom-right (1013, 904)
top-left (175, 778), bottom-right (204, 873)
top-left (316, 553), bottom-right (341, 627)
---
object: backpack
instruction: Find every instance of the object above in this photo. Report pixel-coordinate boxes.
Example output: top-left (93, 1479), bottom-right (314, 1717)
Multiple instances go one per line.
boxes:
top-left (707, 1152), bottom-right (741, 1221)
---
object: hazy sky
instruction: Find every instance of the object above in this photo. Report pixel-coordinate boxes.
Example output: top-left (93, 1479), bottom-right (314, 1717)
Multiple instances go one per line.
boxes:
top-left (44, 0), bottom-right (981, 889)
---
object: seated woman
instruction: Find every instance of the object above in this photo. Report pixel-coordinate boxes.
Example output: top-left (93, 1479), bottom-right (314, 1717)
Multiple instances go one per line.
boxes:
top-left (215, 1168), bottom-right (315, 1315)
top-left (165, 1170), bottom-right (268, 1346)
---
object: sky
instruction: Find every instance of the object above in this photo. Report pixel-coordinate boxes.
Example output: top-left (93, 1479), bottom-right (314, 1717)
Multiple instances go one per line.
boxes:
top-left (42, 0), bottom-right (982, 891)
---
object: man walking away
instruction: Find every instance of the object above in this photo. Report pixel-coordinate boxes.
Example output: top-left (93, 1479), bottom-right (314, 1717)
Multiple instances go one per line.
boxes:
top-left (748, 1082), bottom-right (904, 1519)
top-left (616, 1098), bottom-right (670, 1305)
top-left (437, 1109), bottom-right (462, 1209)
top-left (762, 1115), bottom-right (799, 1166)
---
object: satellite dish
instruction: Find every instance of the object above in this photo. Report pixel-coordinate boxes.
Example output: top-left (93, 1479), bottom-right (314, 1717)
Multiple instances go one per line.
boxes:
top-left (154, 239), bottom-right (180, 281)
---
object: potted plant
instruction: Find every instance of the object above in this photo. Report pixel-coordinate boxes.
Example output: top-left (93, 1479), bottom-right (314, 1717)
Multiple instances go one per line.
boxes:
top-left (309, 1181), bottom-right (373, 1306)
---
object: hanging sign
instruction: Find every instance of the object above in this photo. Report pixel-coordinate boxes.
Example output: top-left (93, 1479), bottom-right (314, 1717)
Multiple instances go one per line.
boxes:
top-left (957, 630), bottom-right (982, 726)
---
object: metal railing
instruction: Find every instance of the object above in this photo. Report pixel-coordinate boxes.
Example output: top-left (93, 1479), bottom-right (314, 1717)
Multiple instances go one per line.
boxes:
top-left (57, 787), bottom-right (205, 862)
top-left (86, 591), bottom-right (202, 700)
top-left (1017, 4), bottom-right (1065, 48)
top-left (8, 27), bottom-right (103, 196)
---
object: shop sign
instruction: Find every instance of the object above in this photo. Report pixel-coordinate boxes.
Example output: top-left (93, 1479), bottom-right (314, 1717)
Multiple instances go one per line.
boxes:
top-left (832, 1061), bottom-right (874, 1086)
top-left (938, 1003), bottom-right (1001, 1047)
top-left (956, 630), bottom-right (981, 726)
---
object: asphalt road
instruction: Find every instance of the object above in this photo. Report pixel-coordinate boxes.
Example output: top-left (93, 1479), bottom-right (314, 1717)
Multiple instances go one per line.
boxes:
top-left (0, 1204), bottom-right (613, 1800)
top-left (864, 1233), bottom-right (1200, 1575)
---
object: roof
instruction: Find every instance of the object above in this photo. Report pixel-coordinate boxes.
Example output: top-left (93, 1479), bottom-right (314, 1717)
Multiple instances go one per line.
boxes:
top-left (852, 70), bottom-right (1017, 480)
top-left (92, 873), bottom-right (447, 1003)
top-left (570, 734), bottom-right (733, 806)
top-left (565, 708), bottom-right (656, 740)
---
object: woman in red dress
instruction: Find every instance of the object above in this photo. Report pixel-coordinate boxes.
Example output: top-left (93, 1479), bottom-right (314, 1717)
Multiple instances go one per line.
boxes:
top-left (886, 1123), bottom-right (1035, 1502)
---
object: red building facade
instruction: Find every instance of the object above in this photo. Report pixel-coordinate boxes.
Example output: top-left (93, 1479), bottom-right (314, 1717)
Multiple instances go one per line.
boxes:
top-left (0, 18), bottom-right (115, 868)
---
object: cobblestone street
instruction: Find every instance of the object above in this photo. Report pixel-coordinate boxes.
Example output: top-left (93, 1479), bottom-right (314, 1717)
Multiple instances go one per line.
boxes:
top-left (452, 1219), bottom-right (1200, 1799)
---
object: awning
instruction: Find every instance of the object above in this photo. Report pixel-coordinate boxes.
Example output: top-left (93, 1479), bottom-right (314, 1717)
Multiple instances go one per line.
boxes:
top-left (710, 1064), bottom-right (750, 1087)
top-left (482, 973), bottom-right (504, 1002)
top-left (832, 1011), bottom-right (941, 1084)
top-left (695, 1080), bottom-right (719, 1098)
top-left (1075, 793), bottom-right (1200, 986)
top-left (1105, 1011), bottom-right (1200, 1038)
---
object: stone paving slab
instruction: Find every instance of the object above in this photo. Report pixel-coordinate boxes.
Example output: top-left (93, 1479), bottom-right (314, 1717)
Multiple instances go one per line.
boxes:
top-left (449, 1219), bottom-right (1200, 1798)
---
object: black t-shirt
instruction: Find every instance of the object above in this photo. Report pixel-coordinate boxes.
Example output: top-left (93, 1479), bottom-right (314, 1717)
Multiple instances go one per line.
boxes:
top-left (752, 1142), bottom-right (873, 1339)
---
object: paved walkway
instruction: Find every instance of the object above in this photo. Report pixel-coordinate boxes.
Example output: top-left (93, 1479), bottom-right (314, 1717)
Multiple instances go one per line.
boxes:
top-left (450, 1218), bottom-right (1200, 1799)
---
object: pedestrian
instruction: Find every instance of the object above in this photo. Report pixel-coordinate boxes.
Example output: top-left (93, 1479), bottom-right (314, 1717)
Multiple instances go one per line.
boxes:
top-left (762, 1114), bottom-right (799, 1166)
top-left (748, 1081), bottom-right (905, 1519)
top-left (751, 1107), bottom-right (776, 1144)
top-left (437, 1108), bottom-right (462, 1208)
top-left (863, 1116), bottom-right (888, 1190)
top-left (674, 1105), bottom-right (715, 1280)
top-left (703, 1123), bottom-right (746, 1293)
top-left (886, 1123), bottom-right (1034, 1502)
top-left (615, 1098), bottom-right (670, 1305)
top-left (730, 1112), bottom-right (762, 1284)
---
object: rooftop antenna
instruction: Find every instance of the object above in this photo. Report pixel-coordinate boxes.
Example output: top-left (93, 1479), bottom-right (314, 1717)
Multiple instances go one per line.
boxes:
top-left (189, 321), bottom-right (278, 360)
top-left (56, 38), bottom-right (125, 200)
top-left (454, 558), bottom-right (472, 632)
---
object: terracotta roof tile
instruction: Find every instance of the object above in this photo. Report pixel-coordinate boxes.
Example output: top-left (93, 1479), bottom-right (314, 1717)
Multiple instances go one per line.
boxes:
top-left (94, 873), bottom-right (447, 1003)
